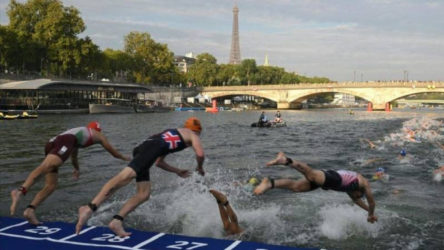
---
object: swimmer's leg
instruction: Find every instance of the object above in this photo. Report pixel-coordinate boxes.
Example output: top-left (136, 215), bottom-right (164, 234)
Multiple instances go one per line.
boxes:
top-left (10, 154), bottom-right (61, 215)
top-left (109, 181), bottom-right (150, 237)
top-left (225, 202), bottom-right (243, 235)
top-left (254, 178), bottom-right (314, 195)
top-left (76, 167), bottom-right (135, 234)
top-left (266, 152), bottom-right (287, 166)
top-left (24, 172), bottom-right (58, 225)
top-left (210, 190), bottom-right (230, 231)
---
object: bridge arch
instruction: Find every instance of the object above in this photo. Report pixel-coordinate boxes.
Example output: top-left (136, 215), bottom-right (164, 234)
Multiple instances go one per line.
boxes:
top-left (386, 89), bottom-right (444, 103)
top-left (204, 91), bottom-right (279, 103)
top-left (287, 89), bottom-right (371, 104)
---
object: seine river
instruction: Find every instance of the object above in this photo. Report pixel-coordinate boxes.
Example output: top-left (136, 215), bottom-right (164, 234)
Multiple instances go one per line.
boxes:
top-left (1, 109), bottom-right (444, 249)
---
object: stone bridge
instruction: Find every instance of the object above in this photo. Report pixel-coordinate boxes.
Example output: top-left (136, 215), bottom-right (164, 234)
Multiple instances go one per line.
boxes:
top-left (201, 81), bottom-right (444, 110)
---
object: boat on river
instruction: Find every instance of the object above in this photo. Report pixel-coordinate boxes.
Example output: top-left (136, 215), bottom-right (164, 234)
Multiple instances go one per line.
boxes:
top-left (18, 111), bottom-right (38, 119)
top-left (89, 98), bottom-right (136, 114)
top-left (251, 121), bottom-right (287, 127)
top-left (0, 112), bottom-right (19, 120)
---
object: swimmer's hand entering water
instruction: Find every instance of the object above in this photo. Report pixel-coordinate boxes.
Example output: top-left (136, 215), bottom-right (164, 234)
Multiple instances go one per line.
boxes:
top-left (368, 215), bottom-right (378, 223)
top-left (177, 169), bottom-right (190, 178)
top-left (196, 166), bottom-right (205, 176)
top-left (73, 169), bottom-right (80, 180)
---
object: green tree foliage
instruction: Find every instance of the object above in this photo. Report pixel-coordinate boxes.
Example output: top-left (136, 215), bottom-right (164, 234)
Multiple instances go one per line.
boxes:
top-left (240, 59), bottom-right (257, 85)
top-left (7, 0), bottom-right (86, 76)
top-left (217, 64), bottom-right (240, 85)
top-left (187, 53), bottom-right (219, 86)
top-left (2, 1), bottom-right (330, 85)
top-left (124, 31), bottom-right (176, 85)
top-left (0, 25), bottom-right (21, 71)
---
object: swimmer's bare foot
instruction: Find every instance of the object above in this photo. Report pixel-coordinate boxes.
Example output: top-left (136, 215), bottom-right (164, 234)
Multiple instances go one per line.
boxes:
top-left (24, 207), bottom-right (41, 225)
top-left (266, 152), bottom-right (287, 166)
top-left (109, 218), bottom-right (131, 237)
top-left (10, 189), bottom-right (22, 215)
top-left (253, 178), bottom-right (272, 195)
top-left (76, 205), bottom-right (93, 234)
top-left (209, 189), bottom-right (228, 205)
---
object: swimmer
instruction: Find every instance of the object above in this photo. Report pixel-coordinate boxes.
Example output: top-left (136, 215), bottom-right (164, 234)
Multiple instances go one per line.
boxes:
top-left (398, 149), bottom-right (407, 160)
top-left (436, 142), bottom-right (444, 151)
top-left (433, 166), bottom-right (444, 182)
top-left (237, 177), bottom-right (260, 193)
top-left (254, 152), bottom-right (377, 223)
top-left (76, 117), bottom-right (205, 237)
top-left (209, 190), bottom-right (243, 235)
top-left (433, 166), bottom-right (444, 175)
top-left (372, 167), bottom-right (389, 182)
top-left (9, 122), bottom-right (129, 225)
top-left (362, 138), bottom-right (376, 149)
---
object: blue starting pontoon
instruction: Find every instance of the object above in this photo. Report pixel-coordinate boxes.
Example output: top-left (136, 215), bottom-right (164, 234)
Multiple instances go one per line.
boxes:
top-left (0, 217), bottom-right (317, 250)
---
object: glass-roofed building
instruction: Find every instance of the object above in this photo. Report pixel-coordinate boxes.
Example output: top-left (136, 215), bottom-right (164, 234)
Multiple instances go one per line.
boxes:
top-left (0, 79), bottom-right (152, 113)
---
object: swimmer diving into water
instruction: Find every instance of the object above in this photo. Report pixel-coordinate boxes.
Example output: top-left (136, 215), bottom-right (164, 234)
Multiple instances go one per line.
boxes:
top-left (76, 117), bottom-right (205, 237)
top-left (254, 152), bottom-right (377, 223)
top-left (209, 189), bottom-right (243, 235)
top-left (9, 122), bottom-right (130, 225)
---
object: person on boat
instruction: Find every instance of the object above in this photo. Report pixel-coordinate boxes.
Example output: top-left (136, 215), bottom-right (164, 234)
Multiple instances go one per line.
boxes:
top-left (10, 122), bottom-right (130, 225)
top-left (209, 189), bottom-right (243, 235)
top-left (254, 152), bottom-right (377, 224)
top-left (76, 117), bottom-right (205, 237)
top-left (274, 110), bottom-right (282, 123)
top-left (258, 111), bottom-right (269, 126)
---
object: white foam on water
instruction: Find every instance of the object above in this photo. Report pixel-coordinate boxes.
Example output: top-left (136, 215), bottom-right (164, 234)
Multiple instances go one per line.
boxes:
top-left (433, 173), bottom-right (442, 182)
top-left (317, 204), bottom-right (383, 240)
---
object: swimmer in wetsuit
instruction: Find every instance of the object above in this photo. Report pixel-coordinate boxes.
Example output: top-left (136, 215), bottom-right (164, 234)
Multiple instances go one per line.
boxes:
top-left (76, 117), bottom-right (205, 237)
top-left (10, 121), bottom-right (130, 225)
top-left (254, 152), bottom-right (377, 224)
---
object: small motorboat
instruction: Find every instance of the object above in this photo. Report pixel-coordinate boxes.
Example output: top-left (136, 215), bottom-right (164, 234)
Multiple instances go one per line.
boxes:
top-left (18, 111), bottom-right (38, 119)
top-left (0, 112), bottom-right (20, 120)
top-left (251, 121), bottom-right (272, 127)
top-left (251, 121), bottom-right (287, 128)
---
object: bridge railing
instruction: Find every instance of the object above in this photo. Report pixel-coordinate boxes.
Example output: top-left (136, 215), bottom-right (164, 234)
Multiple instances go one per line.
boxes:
top-left (203, 81), bottom-right (444, 91)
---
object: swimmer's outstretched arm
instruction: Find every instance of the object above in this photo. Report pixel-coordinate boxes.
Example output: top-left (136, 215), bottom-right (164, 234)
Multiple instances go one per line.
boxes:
top-left (155, 156), bottom-right (190, 178)
top-left (94, 132), bottom-right (130, 161)
top-left (348, 181), bottom-right (377, 223)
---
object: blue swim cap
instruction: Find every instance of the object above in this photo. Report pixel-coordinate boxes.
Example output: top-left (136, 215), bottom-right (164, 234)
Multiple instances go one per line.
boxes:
top-left (377, 167), bottom-right (385, 173)
top-left (400, 149), bottom-right (406, 156)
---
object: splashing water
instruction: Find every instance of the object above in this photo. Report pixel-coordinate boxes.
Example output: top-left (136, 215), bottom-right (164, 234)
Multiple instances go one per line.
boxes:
top-left (317, 204), bottom-right (383, 240)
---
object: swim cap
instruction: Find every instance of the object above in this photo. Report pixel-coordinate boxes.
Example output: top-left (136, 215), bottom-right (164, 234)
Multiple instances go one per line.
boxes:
top-left (87, 121), bottom-right (102, 132)
top-left (184, 117), bottom-right (202, 133)
top-left (400, 149), bottom-right (406, 156)
top-left (377, 167), bottom-right (385, 173)
top-left (248, 177), bottom-right (259, 186)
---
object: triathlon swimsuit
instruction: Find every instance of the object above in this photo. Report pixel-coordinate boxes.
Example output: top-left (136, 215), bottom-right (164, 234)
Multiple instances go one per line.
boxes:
top-left (45, 127), bottom-right (95, 162)
top-left (129, 129), bottom-right (188, 182)
top-left (311, 170), bottom-right (360, 192)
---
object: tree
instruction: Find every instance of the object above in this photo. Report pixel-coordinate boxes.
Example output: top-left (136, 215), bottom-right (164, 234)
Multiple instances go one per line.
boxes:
top-left (124, 31), bottom-right (175, 84)
top-left (0, 25), bottom-right (21, 72)
top-left (101, 49), bottom-right (133, 81)
top-left (7, 0), bottom-right (86, 76)
top-left (216, 64), bottom-right (240, 86)
top-left (240, 59), bottom-right (257, 85)
top-left (187, 53), bottom-right (219, 86)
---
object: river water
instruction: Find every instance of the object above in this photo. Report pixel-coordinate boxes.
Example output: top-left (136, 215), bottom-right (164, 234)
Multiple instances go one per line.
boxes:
top-left (1, 109), bottom-right (444, 249)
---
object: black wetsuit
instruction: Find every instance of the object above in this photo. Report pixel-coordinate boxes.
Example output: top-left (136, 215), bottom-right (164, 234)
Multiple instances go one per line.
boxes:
top-left (128, 129), bottom-right (187, 182)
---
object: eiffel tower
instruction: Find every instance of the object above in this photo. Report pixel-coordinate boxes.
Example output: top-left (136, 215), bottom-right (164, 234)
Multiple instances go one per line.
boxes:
top-left (229, 4), bottom-right (241, 64)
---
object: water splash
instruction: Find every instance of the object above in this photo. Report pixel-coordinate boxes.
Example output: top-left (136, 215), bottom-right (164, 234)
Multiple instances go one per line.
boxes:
top-left (317, 204), bottom-right (382, 240)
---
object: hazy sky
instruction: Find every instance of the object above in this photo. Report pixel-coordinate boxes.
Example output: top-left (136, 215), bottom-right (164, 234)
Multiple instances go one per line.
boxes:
top-left (1, 0), bottom-right (443, 81)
